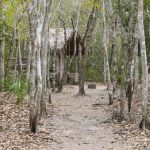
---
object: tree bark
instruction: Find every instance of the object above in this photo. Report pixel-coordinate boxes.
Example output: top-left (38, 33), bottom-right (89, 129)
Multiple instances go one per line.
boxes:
top-left (128, 23), bottom-right (139, 122)
top-left (138, 0), bottom-right (149, 130)
top-left (0, 9), bottom-right (5, 91)
top-left (27, 40), bottom-right (32, 81)
top-left (102, 0), bottom-right (113, 105)
top-left (0, 40), bottom-right (5, 91)
top-left (28, 1), bottom-right (38, 133)
top-left (109, 0), bottom-right (119, 118)
top-left (28, 0), bottom-right (52, 132)
top-left (103, 55), bottom-right (107, 84)
top-left (117, 0), bottom-right (127, 121)
top-left (126, 0), bottom-right (136, 120)
top-left (17, 31), bottom-right (23, 72)
top-left (40, 0), bottom-right (52, 115)
top-left (78, 44), bottom-right (85, 95)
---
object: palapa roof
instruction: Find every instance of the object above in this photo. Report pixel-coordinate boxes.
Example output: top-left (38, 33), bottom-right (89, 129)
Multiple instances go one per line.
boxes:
top-left (49, 28), bottom-right (75, 50)
top-left (49, 28), bottom-right (85, 56)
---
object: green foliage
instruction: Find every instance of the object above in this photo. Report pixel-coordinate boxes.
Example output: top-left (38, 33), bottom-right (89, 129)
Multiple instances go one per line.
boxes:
top-left (4, 75), bottom-right (30, 104)
top-left (144, 0), bottom-right (150, 9)
top-left (83, 0), bottom-right (101, 10)
top-left (117, 74), bottom-right (123, 85)
top-left (85, 33), bottom-right (104, 82)
top-left (0, 1), bottom-right (30, 105)
top-left (1, 0), bottom-right (150, 86)
top-left (85, 67), bottom-right (103, 82)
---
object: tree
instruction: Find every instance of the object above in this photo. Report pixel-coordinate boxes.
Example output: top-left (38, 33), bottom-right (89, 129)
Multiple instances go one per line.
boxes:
top-left (0, 1), bottom-right (5, 91)
top-left (138, 0), bottom-right (149, 130)
top-left (78, 0), bottom-right (99, 95)
top-left (28, 0), bottom-right (52, 133)
top-left (128, 23), bottom-right (139, 122)
top-left (102, 0), bottom-right (113, 105)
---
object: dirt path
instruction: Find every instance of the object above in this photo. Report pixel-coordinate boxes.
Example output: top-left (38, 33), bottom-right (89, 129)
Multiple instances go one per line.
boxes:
top-left (43, 84), bottom-right (133, 150)
top-left (50, 85), bottom-right (114, 150)
top-left (1, 84), bottom-right (150, 150)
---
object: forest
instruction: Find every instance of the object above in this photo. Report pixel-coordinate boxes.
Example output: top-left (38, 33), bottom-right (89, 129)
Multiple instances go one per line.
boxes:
top-left (0, 0), bottom-right (150, 149)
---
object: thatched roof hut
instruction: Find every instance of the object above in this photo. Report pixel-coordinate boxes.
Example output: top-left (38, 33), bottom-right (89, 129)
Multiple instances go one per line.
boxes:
top-left (49, 28), bottom-right (84, 56)
top-left (49, 28), bottom-right (84, 84)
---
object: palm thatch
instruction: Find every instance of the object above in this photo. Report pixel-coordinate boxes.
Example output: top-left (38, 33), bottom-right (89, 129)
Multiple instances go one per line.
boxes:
top-left (49, 28), bottom-right (84, 56)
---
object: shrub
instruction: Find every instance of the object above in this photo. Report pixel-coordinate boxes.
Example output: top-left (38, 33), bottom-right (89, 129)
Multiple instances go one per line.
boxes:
top-left (4, 75), bottom-right (30, 104)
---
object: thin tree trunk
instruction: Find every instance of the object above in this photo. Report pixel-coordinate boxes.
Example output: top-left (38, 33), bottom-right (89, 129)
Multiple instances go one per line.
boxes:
top-left (109, 0), bottom-right (119, 118)
top-left (119, 30), bottom-right (126, 121)
top-left (77, 0), bottom-right (99, 95)
top-left (102, 0), bottom-right (113, 105)
top-left (52, 51), bottom-right (56, 91)
top-left (57, 53), bottom-right (67, 93)
top-left (47, 46), bottom-right (52, 104)
top-left (0, 11), bottom-right (5, 91)
top-left (138, 0), bottom-right (149, 130)
top-left (17, 31), bottom-right (22, 72)
top-left (78, 44), bottom-right (85, 95)
top-left (103, 55), bottom-right (107, 84)
top-left (57, 17), bottom-right (67, 92)
top-left (52, 20), bottom-right (59, 92)
top-left (40, 0), bottom-right (52, 115)
top-left (28, 0), bottom-right (52, 132)
top-left (0, 40), bottom-right (5, 91)
top-left (75, 57), bottom-right (78, 73)
top-left (5, 42), bottom-right (12, 79)
top-left (27, 41), bottom-right (32, 81)
top-left (126, 0), bottom-right (136, 117)
top-left (13, 14), bottom-right (18, 79)
top-left (118, 0), bottom-right (127, 120)
top-left (112, 25), bottom-right (118, 116)
top-left (69, 0), bottom-right (81, 68)
top-left (27, 0), bottom-right (39, 133)
top-left (128, 23), bottom-right (139, 122)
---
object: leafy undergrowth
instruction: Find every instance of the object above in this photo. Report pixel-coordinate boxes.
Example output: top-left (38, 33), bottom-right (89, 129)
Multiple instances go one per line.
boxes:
top-left (111, 88), bottom-right (150, 149)
top-left (0, 93), bottom-right (54, 150)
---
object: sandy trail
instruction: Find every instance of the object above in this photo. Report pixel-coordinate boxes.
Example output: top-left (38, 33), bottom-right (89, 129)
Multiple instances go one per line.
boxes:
top-left (45, 84), bottom-right (129, 150)
top-left (1, 84), bottom-right (149, 150)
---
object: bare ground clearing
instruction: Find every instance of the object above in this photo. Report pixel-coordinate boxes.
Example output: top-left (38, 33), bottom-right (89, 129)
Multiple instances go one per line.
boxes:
top-left (0, 84), bottom-right (150, 150)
